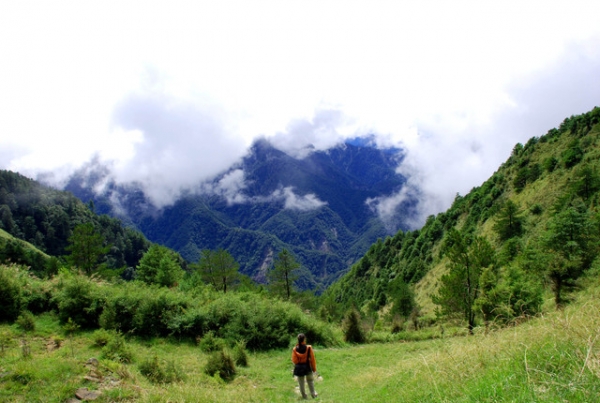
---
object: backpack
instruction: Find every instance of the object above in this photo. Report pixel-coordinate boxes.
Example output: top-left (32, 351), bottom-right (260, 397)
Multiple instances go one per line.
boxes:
top-left (293, 346), bottom-right (312, 377)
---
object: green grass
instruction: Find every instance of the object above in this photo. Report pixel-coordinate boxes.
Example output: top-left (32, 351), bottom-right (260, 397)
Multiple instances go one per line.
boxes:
top-left (2, 278), bottom-right (600, 402)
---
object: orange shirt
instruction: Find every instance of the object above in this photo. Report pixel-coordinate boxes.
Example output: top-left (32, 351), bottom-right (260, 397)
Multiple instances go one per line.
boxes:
top-left (291, 343), bottom-right (317, 372)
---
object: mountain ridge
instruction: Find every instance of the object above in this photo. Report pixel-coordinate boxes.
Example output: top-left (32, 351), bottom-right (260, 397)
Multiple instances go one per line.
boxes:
top-left (63, 138), bottom-right (413, 290)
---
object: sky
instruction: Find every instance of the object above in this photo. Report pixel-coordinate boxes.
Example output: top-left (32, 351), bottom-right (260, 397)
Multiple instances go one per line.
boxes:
top-left (1, 1), bottom-right (600, 226)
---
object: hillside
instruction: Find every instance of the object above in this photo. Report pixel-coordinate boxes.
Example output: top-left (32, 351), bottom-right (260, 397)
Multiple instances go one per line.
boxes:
top-left (64, 139), bottom-right (413, 290)
top-left (0, 170), bottom-right (151, 275)
top-left (324, 106), bottom-right (600, 321)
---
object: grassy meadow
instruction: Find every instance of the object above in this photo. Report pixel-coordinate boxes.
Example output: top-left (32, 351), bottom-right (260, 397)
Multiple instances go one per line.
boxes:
top-left (2, 274), bottom-right (600, 402)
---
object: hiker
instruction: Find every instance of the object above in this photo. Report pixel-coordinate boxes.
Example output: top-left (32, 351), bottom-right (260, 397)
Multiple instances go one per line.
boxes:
top-left (291, 333), bottom-right (318, 399)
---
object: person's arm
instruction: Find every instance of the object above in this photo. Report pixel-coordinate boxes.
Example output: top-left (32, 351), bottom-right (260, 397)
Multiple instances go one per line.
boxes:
top-left (291, 347), bottom-right (300, 365)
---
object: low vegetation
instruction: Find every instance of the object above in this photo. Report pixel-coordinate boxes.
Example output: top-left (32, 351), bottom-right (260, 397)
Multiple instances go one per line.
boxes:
top-left (1, 272), bottom-right (599, 402)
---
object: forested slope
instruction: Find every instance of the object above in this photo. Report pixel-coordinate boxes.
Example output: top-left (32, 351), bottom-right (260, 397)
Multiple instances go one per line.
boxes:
top-left (0, 170), bottom-right (150, 275)
top-left (323, 107), bottom-right (600, 322)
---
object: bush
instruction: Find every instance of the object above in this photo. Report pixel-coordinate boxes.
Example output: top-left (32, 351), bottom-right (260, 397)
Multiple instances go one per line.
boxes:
top-left (22, 278), bottom-right (52, 314)
top-left (342, 309), bottom-right (366, 343)
top-left (530, 204), bottom-right (543, 215)
top-left (232, 340), bottom-right (249, 367)
top-left (204, 350), bottom-right (236, 381)
top-left (101, 332), bottom-right (134, 363)
top-left (16, 310), bottom-right (36, 332)
top-left (198, 331), bottom-right (227, 353)
top-left (391, 319), bottom-right (404, 334)
top-left (201, 292), bottom-right (336, 350)
top-left (0, 264), bottom-right (24, 322)
top-left (91, 328), bottom-right (114, 347)
top-left (100, 283), bottom-right (191, 338)
top-left (53, 272), bottom-right (103, 328)
top-left (0, 329), bottom-right (15, 354)
top-left (139, 355), bottom-right (185, 384)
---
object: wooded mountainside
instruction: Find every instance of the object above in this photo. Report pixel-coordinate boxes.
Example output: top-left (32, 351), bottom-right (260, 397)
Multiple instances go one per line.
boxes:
top-left (323, 106), bottom-right (600, 323)
top-left (64, 139), bottom-right (412, 290)
top-left (0, 171), bottom-right (151, 276)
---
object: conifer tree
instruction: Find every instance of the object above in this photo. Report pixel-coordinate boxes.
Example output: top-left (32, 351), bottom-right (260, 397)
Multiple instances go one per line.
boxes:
top-left (198, 249), bottom-right (239, 293)
top-left (136, 244), bottom-right (182, 287)
top-left (268, 248), bottom-right (300, 299)
top-left (66, 223), bottom-right (109, 275)
top-left (433, 229), bottom-right (495, 334)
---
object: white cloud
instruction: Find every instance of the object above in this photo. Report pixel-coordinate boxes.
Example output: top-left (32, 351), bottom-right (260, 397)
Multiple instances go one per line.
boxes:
top-left (204, 169), bottom-right (249, 205)
top-left (1, 1), bottom-right (600, 218)
top-left (276, 187), bottom-right (328, 211)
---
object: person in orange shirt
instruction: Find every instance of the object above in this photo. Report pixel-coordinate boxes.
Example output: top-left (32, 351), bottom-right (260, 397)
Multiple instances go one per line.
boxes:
top-left (291, 333), bottom-right (318, 399)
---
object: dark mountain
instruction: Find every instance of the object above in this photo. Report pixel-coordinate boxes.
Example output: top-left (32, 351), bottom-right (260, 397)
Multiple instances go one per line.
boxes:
top-left (65, 138), bottom-right (414, 290)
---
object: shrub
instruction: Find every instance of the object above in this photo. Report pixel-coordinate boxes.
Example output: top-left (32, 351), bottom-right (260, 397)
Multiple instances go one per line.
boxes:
top-left (204, 350), bottom-right (236, 381)
top-left (0, 264), bottom-right (24, 322)
top-left (16, 310), bottom-right (36, 332)
top-left (53, 272), bottom-right (103, 328)
top-left (100, 283), bottom-right (191, 338)
top-left (391, 319), bottom-right (404, 334)
top-left (530, 204), bottom-right (543, 215)
top-left (342, 309), bottom-right (366, 343)
top-left (101, 332), bottom-right (134, 363)
top-left (91, 328), bottom-right (114, 347)
top-left (0, 329), bottom-right (15, 354)
top-left (198, 331), bottom-right (227, 353)
top-left (232, 340), bottom-right (249, 367)
top-left (139, 355), bottom-right (185, 384)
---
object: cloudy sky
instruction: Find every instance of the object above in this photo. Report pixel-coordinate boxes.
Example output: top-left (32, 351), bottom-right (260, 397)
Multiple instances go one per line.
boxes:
top-left (1, 1), bottom-right (599, 224)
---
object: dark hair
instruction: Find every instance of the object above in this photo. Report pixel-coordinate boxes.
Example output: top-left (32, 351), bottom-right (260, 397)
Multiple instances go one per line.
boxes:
top-left (297, 333), bottom-right (306, 343)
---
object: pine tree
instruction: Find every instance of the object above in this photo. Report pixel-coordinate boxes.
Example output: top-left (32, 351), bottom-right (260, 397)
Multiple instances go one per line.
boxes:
top-left (198, 249), bottom-right (239, 293)
top-left (66, 223), bottom-right (109, 275)
top-left (433, 229), bottom-right (495, 334)
top-left (267, 249), bottom-right (300, 299)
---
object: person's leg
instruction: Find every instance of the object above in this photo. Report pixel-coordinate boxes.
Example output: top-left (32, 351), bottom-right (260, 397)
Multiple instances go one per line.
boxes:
top-left (298, 376), bottom-right (308, 398)
top-left (306, 372), bottom-right (317, 398)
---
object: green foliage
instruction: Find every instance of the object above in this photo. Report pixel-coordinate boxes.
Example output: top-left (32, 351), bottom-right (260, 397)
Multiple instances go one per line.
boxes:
top-left (101, 332), bottom-right (134, 363)
top-left (204, 350), bottom-right (237, 381)
top-left (52, 271), bottom-right (102, 328)
top-left (543, 156), bottom-right (559, 172)
top-left (232, 340), bottom-right (249, 367)
top-left (474, 266), bottom-right (543, 324)
top-left (573, 163), bottom-right (600, 200)
top-left (0, 329), bottom-right (15, 354)
top-left (91, 328), bottom-right (114, 347)
top-left (387, 278), bottom-right (415, 318)
top-left (530, 204), bottom-right (543, 215)
top-left (65, 223), bottom-right (110, 274)
top-left (267, 248), bottom-right (300, 299)
top-left (493, 200), bottom-right (523, 241)
top-left (139, 354), bottom-right (186, 384)
top-left (198, 330), bottom-right (227, 352)
top-left (195, 249), bottom-right (240, 293)
top-left (433, 230), bottom-right (495, 333)
top-left (0, 264), bottom-right (23, 322)
top-left (16, 310), bottom-right (36, 332)
top-left (136, 244), bottom-right (183, 287)
top-left (562, 140), bottom-right (584, 168)
top-left (0, 170), bottom-right (150, 274)
top-left (99, 282), bottom-right (190, 337)
top-left (342, 308), bottom-right (366, 343)
top-left (543, 198), bottom-right (598, 306)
